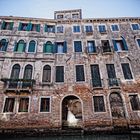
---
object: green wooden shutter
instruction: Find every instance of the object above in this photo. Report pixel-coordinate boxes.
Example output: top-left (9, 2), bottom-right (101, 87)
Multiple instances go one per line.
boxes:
top-left (45, 24), bottom-right (48, 32)
top-left (121, 36), bottom-right (128, 50)
top-left (63, 41), bottom-right (67, 53)
top-left (18, 22), bottom-right (22, 31)
top-left (23, 43), bottom-right (26, 52)
top-left (10, 22), bottom-right (14, 30)
top-left (27, 23), bottom-right (32, 31)
top-left (112, 40), bottom-right (118, 51)
top-left (14, 41), bottom-right (17, 51)
top-left (36, 24), bottom-right (40, 32)
top-left (53, 42), bottom-right (57, 53)
top-left (1, 21), bottom-right (6, 29)
top-left (43, 43), bottom-right (46, 53)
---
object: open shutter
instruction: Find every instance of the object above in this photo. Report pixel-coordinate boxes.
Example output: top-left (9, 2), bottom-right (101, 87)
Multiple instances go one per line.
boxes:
top-left (63, 41), bottom-right (67, 53)
top-left (10, 22), bottom-right (14, 30)
top-left (23, 43), bottom-right (26, 52)
top-left (36, 24), bottom-right (40, 32)
top-left (18, 22), bottom-right (22, 31)
top-left (14, 41), bottom-right (17, 51)
top-left (27, 23), bottom-right (32, 31)
top-left (45, 24), bottom-right (48, 32)
top-left (43, 43), bottom-right (46, 53)
top-left (53, 42), bottom-right (57, 53)
top-left (52, 26), bottom-right (55, 33)
top-left (1, 21), bottom-right (6, 29)
top-left (3, 41), bottom-right (8, 51)
top-left (121, 36), bottom-right (128, 50)
top-left (112, 39), bottom-right (118, 51)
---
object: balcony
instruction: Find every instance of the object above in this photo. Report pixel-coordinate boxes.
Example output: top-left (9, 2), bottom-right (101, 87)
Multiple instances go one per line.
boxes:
top-left (107, 78), bottom-right (121, 88)
top-left (1, 78), bottom-right (35, 93)
top-left (90, 79), bottom-right (104, 89)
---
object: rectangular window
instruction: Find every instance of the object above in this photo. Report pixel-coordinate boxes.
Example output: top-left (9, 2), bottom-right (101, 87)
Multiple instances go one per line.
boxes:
top-left (18, 23), bottom-right (28, 31)
top-left (131, 24), bottom-right (140, 30)
top-left (137, 39), bottom-right (140, 48)
top-left (72, 14), bottom-right (79, 19)
top-left (106, 64), bottom-right (119, 87)
top-left (121, 63), bottom-right (133, 80)
top-left (93, 96), bottom-right (105, 112)
top-left (1, 21), bottom-right (14, 30)
top-left (87, 41), bottom-right (96, 53)
top-left (55, 41), bottom-right (67, 53)
top-left (57, 26), bottom-right (63, 33)
top-left (31, 24), bottom-right (40, 32)
top-left (45, 25), bottom-right (55, 33)
top-left (73, 26), bottom-right (80, 32)
top-left (99, 25), bottom-right (106, 33)
top-left (101, 40), bottom-right (111, 52)
top-left (57, 15), bottom-right (63, 19)
top-left (3, 98), bottom-right (15, 112)
top-left (40, 97), bottom-right (50, 112)
top-left (76, 65), bottom-right (85, 82)
top-left (111, 24), bottom-right (119, 31)
top-left (55, 66), bottom-right (64, 82)
top-left (85, 25), bottom-right (93, 32)
top-left (90, 65), bottom-right (102, 87)
top-left (74, 41), bottom-right (82, 52)
top-left (129, 95), bottom-right (140, 111)
top-left (18, 98), bottom-right (29, 112)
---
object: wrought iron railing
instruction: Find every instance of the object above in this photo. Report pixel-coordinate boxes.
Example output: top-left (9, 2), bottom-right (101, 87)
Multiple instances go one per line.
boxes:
top-left (107, 78), bottom-right (120, 87)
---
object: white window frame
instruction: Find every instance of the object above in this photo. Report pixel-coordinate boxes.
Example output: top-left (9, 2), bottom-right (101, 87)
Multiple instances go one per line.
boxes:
top-left (131, 23), bottom-right (140, 31)
top-left (84, 24), bottom-right (94, 32)
top-left (56, 25), bottom-right (64, 34)
top-left (73, 40), bottom-right (83, 53)
top-left (110, 24), bottom-right (120, 32)
top-left (26, 40), bottom-right (37, 54)
top-left (72, 24), bottom-right (81, 34)
top-left (98, 24), bottom-right (107, 32)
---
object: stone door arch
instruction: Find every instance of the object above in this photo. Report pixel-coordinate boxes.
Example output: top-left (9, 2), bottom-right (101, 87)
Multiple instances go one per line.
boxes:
top-left (62, 95), bottom-right (82, 128)
top-left (109, 92), bottom-right (126, 118)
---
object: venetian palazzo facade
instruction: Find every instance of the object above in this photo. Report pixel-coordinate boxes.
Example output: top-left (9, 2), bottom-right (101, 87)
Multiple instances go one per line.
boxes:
top-left (0, 9), bottom-right (140, 132)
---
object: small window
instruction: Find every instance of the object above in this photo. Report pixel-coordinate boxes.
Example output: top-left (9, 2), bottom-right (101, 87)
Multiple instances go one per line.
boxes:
top-left (1, 21), bottom-right (14, 30)
top-left (129, 95), bottom-right (140, 111)
top-left (87, 41), bottom-right (96, 53)
top-left (18, 98), bottom-right (29, 112)
top-left (40, 97), bottom-right (50, 112)
top-left (136, 39), bottom-right (140, 48)
top-left (112, 37), bottom-right (128, 51)
top-left (55, 66), bottom-right (64, 82)
top-left (99, 25), bottom-right (106, 33)
top-left (76, 65), bottom-right (85, 82)
top-left (73, 25), bottom-right (80, 32)
top-left (121, 63), bottom-right (133, 80)
top-left (111, 24), bottom-right (119, 31)
top-left (101, 40), bottom-right (111, 53)
top-left (42, 65), bottom-right (51, 82)
top-left (57, 15), bottom-right (63, 19)
top-left (28, 40), bottom-right (36, 53)
top-left (74, 41), bottom-right (82, 52)
top-left (0, 39), bottom-right (8, 51)
top-left (45, 25), bottom-right (55, 33)
top-left (57, 26), bottom-right (63, 33)
top-left (93, 96), bottom-right (105, 112)
top-left (3, 98), bottom-right (15, 112)
top-left (131, 24), bottom-right (140, 30)
top-left (72, 14), bottom-right (79, 19)
top-left (85, 25), bottom-right (93, 32)
top-left (43, 41), bottom-right (53, 53)
top-left (31, 24), bottom-right (40, 32)
top-left (14, 40), bottom-right (26, 53)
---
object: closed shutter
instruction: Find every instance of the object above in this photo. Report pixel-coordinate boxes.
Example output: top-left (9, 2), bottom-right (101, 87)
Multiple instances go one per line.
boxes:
top-left (10, 22), bottom-right (14, 30)
top-left (45, 24), bottom-right (48, 32)
top-left (18, 22), bottom-right (22, 31)
top-left (1, 21), bottom-right (6, 29)
top-left (36, 24), bottom-right (40, 32)
top-left (63, 41), bottom-right (67, 53)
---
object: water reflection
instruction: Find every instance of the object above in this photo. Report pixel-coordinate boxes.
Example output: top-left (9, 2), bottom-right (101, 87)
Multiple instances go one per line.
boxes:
top-left (3, 134), bottom-right (140, 140)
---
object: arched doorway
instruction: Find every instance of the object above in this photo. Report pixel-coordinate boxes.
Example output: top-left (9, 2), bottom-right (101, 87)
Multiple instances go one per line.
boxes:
top-left (62, 95), bottom-right (82, 128)
top-left (109, 92), bottom-right (126, 118)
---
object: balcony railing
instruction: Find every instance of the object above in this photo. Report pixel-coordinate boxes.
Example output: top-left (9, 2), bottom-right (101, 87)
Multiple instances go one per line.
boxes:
top-left (1, 78), bottom-right (35, 92)
top-left (108, 78), bottom-right (120, 88)
top-left (90, 79), bottom-right (104, 89)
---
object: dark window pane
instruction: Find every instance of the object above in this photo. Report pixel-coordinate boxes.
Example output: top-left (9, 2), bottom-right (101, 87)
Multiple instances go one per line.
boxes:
top-left (18, 98), bottom-right (29, 112)
top-left (43, 65), bottom-right (51, 82)
top-left (56, 66), bottom-right (64, 82)
top-left (93, 96), bottom-right (105, 112)
top-left (76, 65), bottom-right (85, 82)
top-left (74, 41), bottom-right (82, 52)
top-left (28, 40), bottom-right (36, 52)
top-left (121, 63), bottom-right (133, 79)
top-left (3, 98), bottom-right (15, 112)
top-left (40, 98), bottom-right (50, 112)
top-left (129, 95), bottom-right (140, 111)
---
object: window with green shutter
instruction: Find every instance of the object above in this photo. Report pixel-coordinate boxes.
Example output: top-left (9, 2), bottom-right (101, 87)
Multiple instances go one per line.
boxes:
top-left (43, 41), bottom-right (53, 53)
top-left (28, 40), bottom-right (36, 53)
top-left (0, 39), bottom-right (8, 51)
top-left (1, 21), bottom-right (14, 30)
top-left (14, 40), bottom-right (26, 53)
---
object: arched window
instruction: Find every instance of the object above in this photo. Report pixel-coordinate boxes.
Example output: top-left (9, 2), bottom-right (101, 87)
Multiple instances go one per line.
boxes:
top-left (14, 40), bottom-right (26, 52)
top-left (28, 40), bottom-right (36, 53)
top-left (0, 39), bottom-right (8, 51)
top-left (109, 92), bottom-right (125, 118)
top-left (43, 41), bottom-right (53, 53)
top-left (42, 65), bottom-right (51, 82)
top-left (10, 64), bottom-right (20, 79)
top-left (23, 64), bottom-right (33, 80)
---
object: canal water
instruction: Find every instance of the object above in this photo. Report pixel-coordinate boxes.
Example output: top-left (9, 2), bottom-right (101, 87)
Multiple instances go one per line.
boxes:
top-left (2, 134), bottom-right (140, 140)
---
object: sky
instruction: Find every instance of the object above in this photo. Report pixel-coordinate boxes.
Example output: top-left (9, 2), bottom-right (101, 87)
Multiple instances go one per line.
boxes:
top-left (0, 0), bottom-right (140, 19)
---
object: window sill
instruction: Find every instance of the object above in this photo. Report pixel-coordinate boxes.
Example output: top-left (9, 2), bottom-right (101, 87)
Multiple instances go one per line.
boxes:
top-left (39, 111), bottom-right (51, 113)
top-left (88, 52), bottom-right (98, 55)
top-left (93, 111), bottom-right (107, 114)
